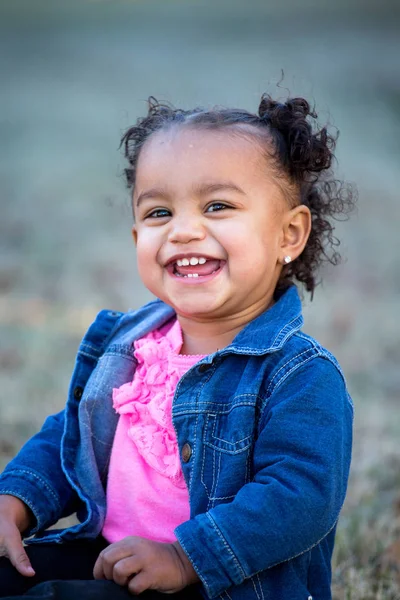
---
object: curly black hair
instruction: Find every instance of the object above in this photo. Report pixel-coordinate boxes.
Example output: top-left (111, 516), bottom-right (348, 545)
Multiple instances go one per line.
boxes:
top-left (121, 95), bottom-right (356, 297)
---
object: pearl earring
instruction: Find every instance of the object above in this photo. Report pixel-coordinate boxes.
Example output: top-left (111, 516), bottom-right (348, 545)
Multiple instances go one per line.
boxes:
top-left (284, 256), bottom-right (292, 264)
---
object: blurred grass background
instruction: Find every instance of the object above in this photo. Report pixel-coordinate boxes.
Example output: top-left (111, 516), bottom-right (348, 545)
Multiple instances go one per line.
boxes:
top-left (0, 0), bottom-right (399, 597)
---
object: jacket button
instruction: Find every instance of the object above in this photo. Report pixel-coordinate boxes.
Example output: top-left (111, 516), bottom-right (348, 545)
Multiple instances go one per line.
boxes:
top-left (198, 363), bottom-right (211, 373)
top-left (181, 443), bottom-right (192, 463)
top-left (73, 386), bottom-right (83, 400)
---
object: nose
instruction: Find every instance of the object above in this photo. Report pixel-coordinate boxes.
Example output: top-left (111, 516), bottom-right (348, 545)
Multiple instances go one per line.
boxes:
top-left (168, 213), bottom-right (206, 244)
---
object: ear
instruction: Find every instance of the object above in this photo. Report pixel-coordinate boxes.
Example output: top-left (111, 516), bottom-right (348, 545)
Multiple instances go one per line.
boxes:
top-left (132, 225), bottom-right (138, 246)
top-left (280, 205), bottom-right (311, 262)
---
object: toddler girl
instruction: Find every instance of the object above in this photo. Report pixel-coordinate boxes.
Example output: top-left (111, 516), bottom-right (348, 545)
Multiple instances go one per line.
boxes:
top-left (0, 94), bottom-right (354, 600)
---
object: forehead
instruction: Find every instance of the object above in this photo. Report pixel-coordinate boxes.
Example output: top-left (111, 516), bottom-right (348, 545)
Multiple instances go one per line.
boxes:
top-left (135, 126), bottom-right (272, 189)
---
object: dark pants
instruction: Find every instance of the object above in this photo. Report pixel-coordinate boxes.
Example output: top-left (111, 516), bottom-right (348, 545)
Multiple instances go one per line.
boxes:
top-left (0, 539), bottom-right (203, 600)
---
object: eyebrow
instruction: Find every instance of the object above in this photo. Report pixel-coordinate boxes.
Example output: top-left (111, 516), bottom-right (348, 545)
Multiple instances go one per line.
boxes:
top-left (135, 182), bottom-right (246, 207)
top-left (135, 189), bottom-right (169, 208)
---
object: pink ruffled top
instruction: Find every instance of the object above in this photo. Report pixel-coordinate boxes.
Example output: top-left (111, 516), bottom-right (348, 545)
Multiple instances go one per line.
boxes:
top-left (102, 319), bottom-right (204, 544)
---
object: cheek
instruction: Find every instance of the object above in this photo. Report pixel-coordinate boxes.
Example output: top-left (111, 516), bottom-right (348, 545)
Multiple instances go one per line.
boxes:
top-left (226, 224), bottom-right (280, 272)
top-left (135, 249), bottom-right (161, 297)
top-left (222, 220), bottom-right (272, 253)
top-left (135, 229), bottom-right (157, 258)
top-left (134, 241), bottom-right (146, 265)
top-left (135, 240), bottom-right (153, 276)
top-left (135, 235), bottom-right (163, 282)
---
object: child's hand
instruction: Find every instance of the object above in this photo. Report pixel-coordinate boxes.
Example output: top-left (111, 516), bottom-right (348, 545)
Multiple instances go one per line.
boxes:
top-left (93, 536), bottom-right (199, 594)
top-left (0, 495), bottom-right (35, 577)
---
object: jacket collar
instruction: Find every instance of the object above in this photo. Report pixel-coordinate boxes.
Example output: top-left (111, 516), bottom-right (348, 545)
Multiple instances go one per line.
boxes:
top-left (221, 285), bottom-right (303, 357)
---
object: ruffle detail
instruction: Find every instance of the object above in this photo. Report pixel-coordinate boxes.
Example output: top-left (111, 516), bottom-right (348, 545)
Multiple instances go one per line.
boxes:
top-left (112, 321), bottom-right (187, 488)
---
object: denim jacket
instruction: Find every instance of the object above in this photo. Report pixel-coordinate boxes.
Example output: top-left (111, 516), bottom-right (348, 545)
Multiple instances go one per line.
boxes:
top-left (0, 286), bottom-right (353, 600)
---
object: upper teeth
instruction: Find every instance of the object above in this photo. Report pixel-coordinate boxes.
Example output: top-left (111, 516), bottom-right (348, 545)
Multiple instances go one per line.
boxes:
top-left (176, 257), bottom-right (207, 267)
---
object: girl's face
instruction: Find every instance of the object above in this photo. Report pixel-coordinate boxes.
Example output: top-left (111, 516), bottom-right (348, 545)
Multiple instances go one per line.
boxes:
top-left (132, 126), bottom-right (307, 324)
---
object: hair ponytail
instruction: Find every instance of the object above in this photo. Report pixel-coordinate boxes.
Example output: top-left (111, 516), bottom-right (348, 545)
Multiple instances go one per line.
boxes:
top-left (258, 95), bottom-right (334, 180)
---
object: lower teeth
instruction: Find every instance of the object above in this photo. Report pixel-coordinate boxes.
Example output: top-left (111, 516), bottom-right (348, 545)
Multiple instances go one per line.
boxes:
top-left (175, 270), bottom-right (218, 278)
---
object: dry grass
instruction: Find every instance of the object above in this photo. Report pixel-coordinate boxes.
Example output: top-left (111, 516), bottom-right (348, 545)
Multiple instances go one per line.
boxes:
top-left (332, 457), bottom-right (400, 599)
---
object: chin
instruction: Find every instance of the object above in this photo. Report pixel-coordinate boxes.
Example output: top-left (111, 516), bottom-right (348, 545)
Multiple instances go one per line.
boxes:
top-left (154, 286), bottom-right (227, 319)
top-left (169, 298), bottom-right (220, 319)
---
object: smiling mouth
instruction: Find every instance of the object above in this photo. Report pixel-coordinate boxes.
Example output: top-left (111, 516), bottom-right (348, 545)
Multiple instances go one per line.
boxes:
top-left (167, 256), bottom-right (223, 278)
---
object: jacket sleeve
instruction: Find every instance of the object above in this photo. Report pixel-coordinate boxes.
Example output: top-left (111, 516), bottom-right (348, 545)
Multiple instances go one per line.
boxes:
top-left (0, 409), bottom-right (79, 536)
top-left (175, 357), bottom-right (353, 598)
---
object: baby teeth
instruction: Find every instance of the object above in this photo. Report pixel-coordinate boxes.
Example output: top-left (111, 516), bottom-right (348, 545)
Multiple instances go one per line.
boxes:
top-left (176, 257), bottom-right (207, 267)
top-left (187, 273), bottom-right (199, 278)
